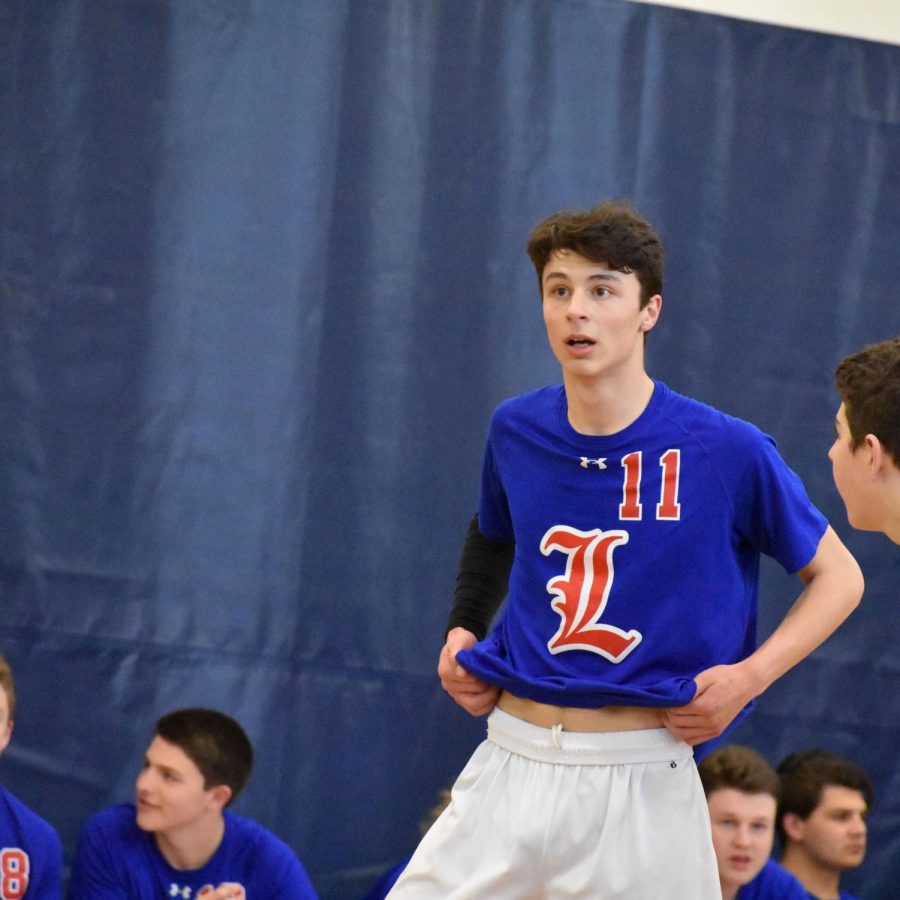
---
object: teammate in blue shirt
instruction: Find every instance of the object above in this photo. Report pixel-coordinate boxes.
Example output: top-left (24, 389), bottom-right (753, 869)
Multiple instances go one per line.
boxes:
top-left (68, 708), bottom-right (317, 899)
top-left (699, 744), bottom-right (806, 899)
top-left (829, 336), bottom-right (900, 544)
top-left (0, 654), bottom-right (63, 900)
top-left (777, 750), bottom-right (873, 900)
top-left (389, 201), bottom-right (864, 898)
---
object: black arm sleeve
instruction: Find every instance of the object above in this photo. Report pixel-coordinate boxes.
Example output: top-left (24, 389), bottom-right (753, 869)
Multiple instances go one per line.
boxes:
top-left (446, 513), bottom-right (515, 640)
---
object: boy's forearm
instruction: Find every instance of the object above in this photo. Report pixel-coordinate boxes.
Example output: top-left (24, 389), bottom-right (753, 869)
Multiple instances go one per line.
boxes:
top-left (446, 513), bottom-right (514, 639)
top-left (743, 526), bottom-right (863, 695)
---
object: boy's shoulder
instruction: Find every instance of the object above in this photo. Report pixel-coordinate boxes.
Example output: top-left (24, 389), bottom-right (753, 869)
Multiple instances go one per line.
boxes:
top-left (222, 809), bottom-right (299, 862)
top-left (83, 801), bottom-right (139, 833)
top-left (76, 802), bottom-right (150, 865)
top-left (219, 810), bottom-right (317, 896)
top-left (0, 784), bottom-right (63, 897)
top-left (656, 382), bottom-right (765, 435)
top-left (494, 384), bottom-right (564, 415)
top-left (0, 783), bottom-right (61, 850)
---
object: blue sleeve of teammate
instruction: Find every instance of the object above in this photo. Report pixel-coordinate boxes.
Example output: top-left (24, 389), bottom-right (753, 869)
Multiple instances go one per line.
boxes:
top-left (22, 825), bottom-right (62, 900)
top-left (66, 815), bottom-right (127, 900)
top-left (264, 840), bottom-right (318, 899)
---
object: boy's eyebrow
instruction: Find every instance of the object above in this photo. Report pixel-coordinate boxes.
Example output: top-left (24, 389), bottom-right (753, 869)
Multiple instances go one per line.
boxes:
top-left (587, 273), bottom-right (621, 282)
top-left (542, 271), bottom-right (622, 284)
top-left (144, 755), bottom-right (178, 776)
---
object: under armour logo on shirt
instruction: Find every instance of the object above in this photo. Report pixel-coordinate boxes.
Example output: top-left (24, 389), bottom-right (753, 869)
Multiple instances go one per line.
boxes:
top-left (579, 457), bottom-right (607, 469)
top-left (169, 886), bottom-right (191, 899)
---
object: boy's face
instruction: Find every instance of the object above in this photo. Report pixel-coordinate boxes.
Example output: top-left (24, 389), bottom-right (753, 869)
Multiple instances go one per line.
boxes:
top-left (828, 403), bottom-right (875, 531)
top-left (0, 687), bottom-right (11, 755)
top-left (135, 736), bottom-right (225, 837)
top-left (540, 251), bottom-right (659, 384)
top-left (707, 788), bottom-right (776, 892)
top-left (788, 784), bottom-right (868, 872)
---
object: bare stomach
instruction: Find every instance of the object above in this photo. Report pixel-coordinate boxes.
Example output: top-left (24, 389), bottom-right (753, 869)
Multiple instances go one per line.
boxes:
top-left (497, 691), bottom-right (666, 732)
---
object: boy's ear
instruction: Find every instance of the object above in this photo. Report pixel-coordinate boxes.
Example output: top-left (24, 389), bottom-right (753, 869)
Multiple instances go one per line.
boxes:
top-left (640, 295), bottom-right (662, 332)
top-left (207, 783), bottom-right (233, 812)
top-left (0, 718), bottom-right (13, 754)
top-left (781, 811), bottom-right (806, 843)
top-left (864, 433), bottom-right (886, 476)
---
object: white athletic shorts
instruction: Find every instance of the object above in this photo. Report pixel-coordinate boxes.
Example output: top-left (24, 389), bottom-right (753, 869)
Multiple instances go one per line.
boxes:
top-left (387, 707), bottom-right (720, 899)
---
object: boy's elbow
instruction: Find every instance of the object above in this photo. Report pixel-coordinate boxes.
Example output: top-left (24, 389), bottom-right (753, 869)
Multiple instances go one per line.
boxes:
top-left (832, 543), bottom-right (865, 612)
top-left (819, 525), bottom-right (864, 609)
top-left (847, 557), bottom-right (865, 609)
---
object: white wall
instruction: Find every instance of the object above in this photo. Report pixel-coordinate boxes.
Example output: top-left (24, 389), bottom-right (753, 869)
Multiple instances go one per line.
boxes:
top-left (627, 0), bottom-right (900, 47)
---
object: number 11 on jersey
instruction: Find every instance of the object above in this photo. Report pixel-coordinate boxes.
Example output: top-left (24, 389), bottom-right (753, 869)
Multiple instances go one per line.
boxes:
top-left (619, 449), bottom-right (682, 521)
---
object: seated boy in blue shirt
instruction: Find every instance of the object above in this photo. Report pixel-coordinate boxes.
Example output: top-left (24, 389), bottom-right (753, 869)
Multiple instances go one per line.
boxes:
top-left (69, 707), bottom-right (317, 900)
top-left (0, 653), bottom-right (63, 900)
top-left (699, 744), bottom-right (806, 900)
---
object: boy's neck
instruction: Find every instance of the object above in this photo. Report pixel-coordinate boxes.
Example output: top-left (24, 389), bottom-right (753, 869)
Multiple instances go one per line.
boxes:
top-left (155, 813), bottom-right (226, 872)
top-left (563, 371), bottom-right (655, 436)
top-left (781, 845), bottom-right (841, 899)
top-left (720, 882), bottom-right (740, 900)
top-left (881, 473), bottom-right (900, 544)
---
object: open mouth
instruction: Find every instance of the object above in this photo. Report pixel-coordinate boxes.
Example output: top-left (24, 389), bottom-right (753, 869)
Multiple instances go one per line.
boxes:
top-left (566, 336), bottom-right (595, 347)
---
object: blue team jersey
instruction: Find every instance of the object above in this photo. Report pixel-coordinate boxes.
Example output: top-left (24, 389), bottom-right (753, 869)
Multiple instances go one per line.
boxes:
top-left (458, 382), bottom-right (827, 712)
top-left (739, 859), bottom-right (807, 899)
top-left (68, 803), bottom-right (317, 899)
top-left (0, 786), bottom-right (62, 900)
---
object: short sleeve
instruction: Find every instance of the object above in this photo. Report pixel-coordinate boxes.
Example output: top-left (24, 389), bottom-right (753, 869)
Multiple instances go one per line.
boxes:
top-left (477, 415), bottom-right (513, 542)
top-left (67, 814), bottom-right (128, 900)
top-left (731, 428), bottom-right (827, 574)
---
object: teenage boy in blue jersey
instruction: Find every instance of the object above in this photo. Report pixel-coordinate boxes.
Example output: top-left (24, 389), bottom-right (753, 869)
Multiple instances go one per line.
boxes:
top-left (777, 750), bottom-right (873, 900)
top-left (69, 708), bottom-right (317, 899)
top-left (699, 744), bottom-right (806, 899)
top-left (388, 201), bottom-right (864, 898)
top-left (0, 654), bottom-right (62, 900)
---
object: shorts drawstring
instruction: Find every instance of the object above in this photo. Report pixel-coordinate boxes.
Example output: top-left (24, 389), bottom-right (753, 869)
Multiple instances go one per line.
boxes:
top-left (551, 722), bottom-right (563, 748)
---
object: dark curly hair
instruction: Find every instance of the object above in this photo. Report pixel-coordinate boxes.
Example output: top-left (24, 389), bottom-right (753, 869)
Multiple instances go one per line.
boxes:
top-left (526, 200), bottom-right (664, 308)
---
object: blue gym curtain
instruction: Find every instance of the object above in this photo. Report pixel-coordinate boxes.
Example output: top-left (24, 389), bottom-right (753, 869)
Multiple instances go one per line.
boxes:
top-left (1, 2), bottom-right (899, 897)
